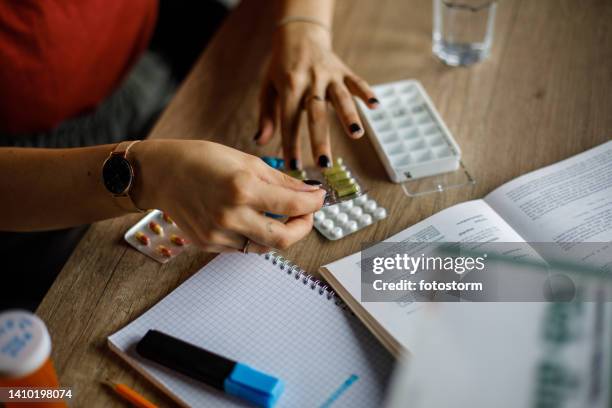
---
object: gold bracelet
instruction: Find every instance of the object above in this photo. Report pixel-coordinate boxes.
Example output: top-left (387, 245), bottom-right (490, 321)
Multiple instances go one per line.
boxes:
top-left (276, 16), bottom-right (331, 32)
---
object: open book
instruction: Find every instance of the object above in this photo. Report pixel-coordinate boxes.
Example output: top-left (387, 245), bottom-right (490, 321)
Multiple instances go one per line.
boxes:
top-left (320, 140), bottom-right (612, 356)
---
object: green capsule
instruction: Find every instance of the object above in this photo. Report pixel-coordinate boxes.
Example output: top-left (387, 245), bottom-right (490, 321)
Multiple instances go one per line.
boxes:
top-left (337, 183), bottom-right (361, 197)
top-left (329, 177), bottom-right (356, 189)
top-left (325, 170), bottom-right (351, 182)
top-left (322, 164), bottom-right (347, 177)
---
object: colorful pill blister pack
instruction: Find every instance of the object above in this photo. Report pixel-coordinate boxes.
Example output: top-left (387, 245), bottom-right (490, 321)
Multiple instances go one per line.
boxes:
top-left (357, 80), bottom-right (461, 182)
top-left (313, 194), bottom-right (387, 240)
top-left (124, 210), bottom-right (188, 263)
top-left (279, 157), bottom-right (388, 240)
top-left (285, 158), bottom-right (365, 206)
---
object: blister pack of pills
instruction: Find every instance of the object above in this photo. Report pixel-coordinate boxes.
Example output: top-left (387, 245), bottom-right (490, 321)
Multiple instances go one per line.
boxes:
top-left (261, 156), bottom-right (387, 240)
top-left (286, 157), bottom-right (366, 206)
top-left (313, 194), bottom-right (387, 240)
top-left (357, 80), bottom-right (461, 183)
top-left (124, 210), bottom-right (189, 263)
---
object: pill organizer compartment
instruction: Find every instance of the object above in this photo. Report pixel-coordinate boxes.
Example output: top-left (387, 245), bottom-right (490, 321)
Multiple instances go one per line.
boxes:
top-left (358, 80), bottom-right (475, 196)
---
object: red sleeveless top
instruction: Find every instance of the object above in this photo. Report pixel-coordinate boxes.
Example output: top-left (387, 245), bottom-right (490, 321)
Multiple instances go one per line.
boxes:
top-left (0, 0), bottom-right (158, 133)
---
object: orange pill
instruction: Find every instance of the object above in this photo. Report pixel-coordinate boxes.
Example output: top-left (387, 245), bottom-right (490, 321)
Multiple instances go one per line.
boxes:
top-left (170, 234), bottom-right (186, 246)
top-left (162, 212), bottom-right (174, 224)
top-left (158, 245), bottom-right (172, 258)
top-left (148, 221), bottom-right (163, 235)
top-left (135, 231), bottom-right (149, 246)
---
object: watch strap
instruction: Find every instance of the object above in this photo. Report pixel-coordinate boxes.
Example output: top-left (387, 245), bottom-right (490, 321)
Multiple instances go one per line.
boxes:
top-left (110, 140), bottom-right (145, 213)
top-left (112, 140), bottom-right (140, 157)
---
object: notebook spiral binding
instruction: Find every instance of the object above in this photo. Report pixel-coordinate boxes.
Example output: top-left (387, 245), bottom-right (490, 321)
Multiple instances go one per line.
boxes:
top-left (264, 252), bottom-right (349, 310)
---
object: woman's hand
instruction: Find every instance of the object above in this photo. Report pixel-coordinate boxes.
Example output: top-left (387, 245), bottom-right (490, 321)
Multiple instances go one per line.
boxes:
top-left (132, 140), bottom-right (326, 253)
top-left (255, 23), bottom-right (379, 169)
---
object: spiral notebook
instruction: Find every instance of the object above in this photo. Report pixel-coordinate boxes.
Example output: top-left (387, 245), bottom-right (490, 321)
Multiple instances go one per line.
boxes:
top-left (108, 253), bottom-right (394, 407)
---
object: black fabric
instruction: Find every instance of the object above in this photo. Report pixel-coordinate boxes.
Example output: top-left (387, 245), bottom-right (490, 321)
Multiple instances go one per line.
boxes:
top-left (150, 0), bottom-right (229, 81)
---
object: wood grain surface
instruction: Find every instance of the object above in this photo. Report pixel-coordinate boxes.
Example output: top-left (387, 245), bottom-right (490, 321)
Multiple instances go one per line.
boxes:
top-left (36, 0), bottom-right (612, 406)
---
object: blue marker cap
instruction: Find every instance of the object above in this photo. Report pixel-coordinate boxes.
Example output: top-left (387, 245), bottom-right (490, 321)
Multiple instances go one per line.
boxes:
top-left (261, 156), bottom-right (285, 170)
top-left (224, 363), bottom-right (284, 408)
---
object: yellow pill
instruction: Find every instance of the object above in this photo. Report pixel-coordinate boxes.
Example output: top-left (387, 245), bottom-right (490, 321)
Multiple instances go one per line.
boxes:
top-left (322, 165), bottom-right (347, 177)
top-left (158, 245), bottom-right (172, 258)
top-left (326, 170), bottom-right (351, 182)
top-left (170, 234), bottom-right (186, 246)
top-left (135, 231), bottom-right (150, 246)
top-left (148, 221), bottom-right (163, 235)
top-left (329, 177), bottom-right (356, 189)
top-left (162, 212), bottom-right (174, 224)
top-left (337, 184), bottom-right (361, 198)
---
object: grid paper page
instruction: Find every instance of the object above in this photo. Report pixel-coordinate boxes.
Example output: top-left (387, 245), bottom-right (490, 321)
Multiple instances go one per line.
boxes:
top-left (108, 253), bottom-right (394, 407)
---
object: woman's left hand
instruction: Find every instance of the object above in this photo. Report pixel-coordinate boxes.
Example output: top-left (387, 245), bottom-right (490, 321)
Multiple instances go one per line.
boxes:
top-left (254, 22), bottom-right (379, 169)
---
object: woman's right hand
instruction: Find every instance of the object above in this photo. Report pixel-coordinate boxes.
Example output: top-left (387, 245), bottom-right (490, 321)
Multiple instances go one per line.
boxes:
top-left (132, 140), bottom-right (325, 253)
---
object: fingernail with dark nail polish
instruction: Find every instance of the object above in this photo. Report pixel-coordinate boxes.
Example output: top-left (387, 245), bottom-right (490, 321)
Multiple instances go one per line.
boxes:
top-left (289, 159), bottom-right (300, 170)
top-left (318, 155), bottom-right (331, 168)
top-left (253, 130), bottom-right (261, 141)
top-left (349, 123), bottom-right (362, 134)
top-left (368, 97), bottom-right (380, 105)
top-left (303, 179), bottom-right (323, 186)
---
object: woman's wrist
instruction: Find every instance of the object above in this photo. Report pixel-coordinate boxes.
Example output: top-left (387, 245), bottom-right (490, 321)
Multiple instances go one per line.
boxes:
top-left (130, 139), bottom-right (164, 211)
top-left (275, 21), bottom-right (332, 49)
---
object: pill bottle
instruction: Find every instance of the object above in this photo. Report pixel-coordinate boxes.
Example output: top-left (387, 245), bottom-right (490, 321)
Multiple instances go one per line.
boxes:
top-left (0, 310), bottom-right (67, 407)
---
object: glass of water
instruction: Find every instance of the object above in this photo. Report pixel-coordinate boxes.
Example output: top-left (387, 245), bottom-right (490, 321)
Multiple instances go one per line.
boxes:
top-left (433, 0), bottom-right (497, 66)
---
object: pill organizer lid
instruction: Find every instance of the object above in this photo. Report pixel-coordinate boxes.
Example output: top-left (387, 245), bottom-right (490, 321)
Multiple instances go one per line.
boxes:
top-left (400, 161), bottom-right (476, 197)
top-left (0, 310), bottom-right (51, 378)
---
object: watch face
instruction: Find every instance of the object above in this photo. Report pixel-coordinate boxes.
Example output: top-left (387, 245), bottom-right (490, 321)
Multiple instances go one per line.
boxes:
top-left (102, 155), bottom-right (133, 195)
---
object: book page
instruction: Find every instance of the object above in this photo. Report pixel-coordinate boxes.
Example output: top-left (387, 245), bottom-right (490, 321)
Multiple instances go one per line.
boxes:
top-left (322, 200), bottom-right (539, 352)
top-left (485, 141), bottom-right (612, 264)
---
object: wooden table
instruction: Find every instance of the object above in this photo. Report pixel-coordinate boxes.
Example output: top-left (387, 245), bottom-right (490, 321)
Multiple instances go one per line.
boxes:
top-left (36, 0), bottom-right (612, 406)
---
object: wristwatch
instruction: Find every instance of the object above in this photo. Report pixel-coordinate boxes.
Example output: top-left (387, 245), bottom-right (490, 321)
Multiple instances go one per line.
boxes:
top-left (102, 140), bottom-right (145, 213)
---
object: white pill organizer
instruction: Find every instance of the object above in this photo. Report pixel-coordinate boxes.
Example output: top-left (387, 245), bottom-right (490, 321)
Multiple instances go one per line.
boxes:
top-left (358, 80), bottom-right (473, 196)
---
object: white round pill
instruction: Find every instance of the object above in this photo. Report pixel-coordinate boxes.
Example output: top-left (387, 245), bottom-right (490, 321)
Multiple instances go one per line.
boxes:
top-left (373, 207), bottom-right (387, 219)
top-left (336, 212), bottom-right (349, 224)
top-left (364, 200), bottom-right (377, 213)
top-left (326, 205), bottom-right (340, 215)
top-left (359, 214), bottom-right (373, 226)
top-left (314, 211), bottom-right (326, 222)
top-left (340, 200), bottom-right (354, 210)
top-left (349, 207), bottom-right (363, 217)
top-left (355, 194), bottom-right (368, 205)
top-left (346, 220), bottom-right (358, 232)
top-left (331, 227), bottom-right (344, 239)
top-left (321, 219), bottom-right (334, 230)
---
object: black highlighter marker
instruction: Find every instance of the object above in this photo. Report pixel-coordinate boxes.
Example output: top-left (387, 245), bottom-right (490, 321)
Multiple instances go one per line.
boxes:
top-left (136, 330), bottom-right (284, 408)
